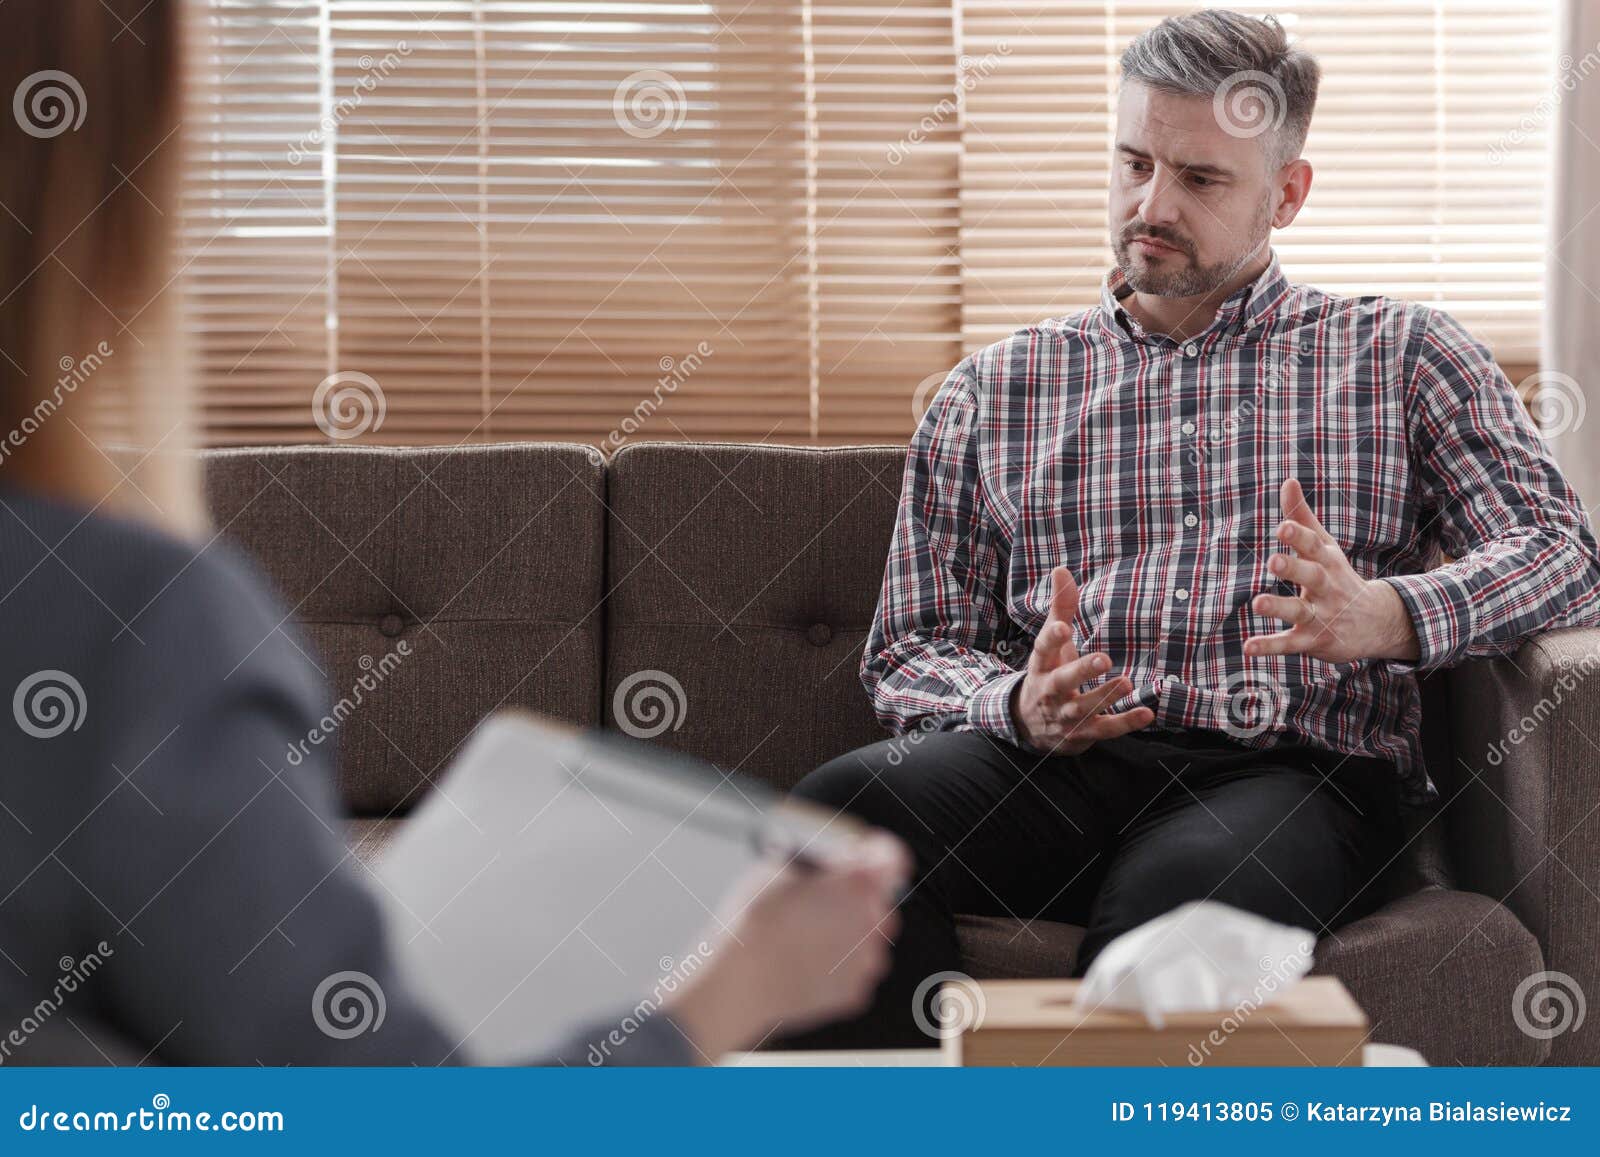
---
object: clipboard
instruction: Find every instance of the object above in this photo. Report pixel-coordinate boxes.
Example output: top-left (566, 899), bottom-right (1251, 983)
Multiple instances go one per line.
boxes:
top-left (373, 710), bottom-right (863, 1063)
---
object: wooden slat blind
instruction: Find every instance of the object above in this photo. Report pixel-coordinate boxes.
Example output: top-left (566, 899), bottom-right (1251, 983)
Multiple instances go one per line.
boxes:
top-left (330, 1), bottom-right (816, 442)
top-left (180, 0), bottom-right (1556, 447)
top-left (812, 1), bottom-right (964, 440)
top-left (963, 0), bottom-right (1556, 359)
top-left (181, 2), bottom-right (330, 434)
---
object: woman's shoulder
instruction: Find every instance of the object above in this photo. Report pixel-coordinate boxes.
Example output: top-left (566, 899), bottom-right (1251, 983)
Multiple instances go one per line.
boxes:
top-left (2, 484), bottom-right (276, 631)
top-left (0, 484), bottom-right (323, 740)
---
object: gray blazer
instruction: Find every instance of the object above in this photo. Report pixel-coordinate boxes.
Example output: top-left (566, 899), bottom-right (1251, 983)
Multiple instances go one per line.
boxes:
top-left (0, 485), bottom-right (691, 1066)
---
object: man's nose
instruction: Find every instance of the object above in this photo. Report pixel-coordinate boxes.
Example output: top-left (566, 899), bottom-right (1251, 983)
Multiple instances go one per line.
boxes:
top-left (1137, 169), bottom-right (1181, 227)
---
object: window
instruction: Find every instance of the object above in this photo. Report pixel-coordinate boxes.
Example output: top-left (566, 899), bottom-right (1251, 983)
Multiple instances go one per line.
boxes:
top-left (180, 0), bottom-right (1556, 446)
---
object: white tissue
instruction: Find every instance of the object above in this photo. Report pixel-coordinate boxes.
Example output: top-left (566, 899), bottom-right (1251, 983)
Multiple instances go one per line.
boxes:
top-left (1074, 900), bottom-right (1317, 1028)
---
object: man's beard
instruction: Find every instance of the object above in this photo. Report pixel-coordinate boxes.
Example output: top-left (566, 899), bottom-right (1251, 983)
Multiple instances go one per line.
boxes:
top-left (1112, 199), bottom-right (1271, 297)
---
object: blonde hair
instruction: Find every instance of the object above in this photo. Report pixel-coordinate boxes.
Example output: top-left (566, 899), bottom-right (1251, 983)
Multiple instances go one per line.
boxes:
top-left (0, 0), bottom-right (204, 534)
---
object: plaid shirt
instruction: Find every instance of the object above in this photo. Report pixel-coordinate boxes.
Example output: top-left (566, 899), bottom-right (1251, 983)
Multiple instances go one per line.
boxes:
top-left (865, 247), bottom-right (1600, 807)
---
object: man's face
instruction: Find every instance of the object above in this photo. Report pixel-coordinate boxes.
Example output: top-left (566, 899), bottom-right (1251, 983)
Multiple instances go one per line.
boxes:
top-left (1109, 82), bottom-right (1277, 296)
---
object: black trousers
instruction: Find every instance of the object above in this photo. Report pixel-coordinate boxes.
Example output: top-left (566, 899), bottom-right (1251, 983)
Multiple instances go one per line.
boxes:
top-left (774, 726), bottom-right (1405, 1049)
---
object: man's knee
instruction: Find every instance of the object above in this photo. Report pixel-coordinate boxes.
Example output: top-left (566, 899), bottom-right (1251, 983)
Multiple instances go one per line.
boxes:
top-left (1099, 833), bottom-right (1250, 921)
top-left (789, 730), bottom-right (992, 834)
top-left (790, 738), bottom-right (915, 823)
top-left (1096, 828), bottom-right (1317, 941)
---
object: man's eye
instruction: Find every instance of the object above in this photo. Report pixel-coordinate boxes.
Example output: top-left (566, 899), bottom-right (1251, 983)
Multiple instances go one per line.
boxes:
top-left (1188, 174), bottom-right (1214, 187)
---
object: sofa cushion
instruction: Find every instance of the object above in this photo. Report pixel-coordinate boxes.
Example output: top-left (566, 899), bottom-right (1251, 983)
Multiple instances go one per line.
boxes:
top-left (604, 443), bottom-right (905, 791)
top-left (204, 444), bottom-right (607, 814)
top-left (955, 914), bottom-right (1087, 980)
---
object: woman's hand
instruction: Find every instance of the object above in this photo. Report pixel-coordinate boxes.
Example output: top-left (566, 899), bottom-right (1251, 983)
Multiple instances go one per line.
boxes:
top-left (664, 831), bottom-right (910, 1059)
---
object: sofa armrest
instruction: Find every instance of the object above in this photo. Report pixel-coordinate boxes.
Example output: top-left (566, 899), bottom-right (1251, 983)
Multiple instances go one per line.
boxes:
top-left (1444, 626), bottom-right (1600, 1064)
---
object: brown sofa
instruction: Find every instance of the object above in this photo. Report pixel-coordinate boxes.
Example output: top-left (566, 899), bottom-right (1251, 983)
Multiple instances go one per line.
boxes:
top-left (193, 440), bottom-right (1600, 1067)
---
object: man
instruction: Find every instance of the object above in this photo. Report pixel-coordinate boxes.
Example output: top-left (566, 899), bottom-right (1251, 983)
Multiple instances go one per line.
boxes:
top-left (782, 9), bottom-right (1600, 1048)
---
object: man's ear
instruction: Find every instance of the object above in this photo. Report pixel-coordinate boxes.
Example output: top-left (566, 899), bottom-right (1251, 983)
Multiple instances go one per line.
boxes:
top-left (1271, 157), bottom-right (1313, 229)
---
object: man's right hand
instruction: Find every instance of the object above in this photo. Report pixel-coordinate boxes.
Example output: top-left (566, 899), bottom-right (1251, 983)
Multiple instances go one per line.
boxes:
top-left (1011, 565), bottom-right (1156, 755)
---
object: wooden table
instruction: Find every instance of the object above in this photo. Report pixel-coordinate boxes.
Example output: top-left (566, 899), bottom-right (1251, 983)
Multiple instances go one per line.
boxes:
top-left (721, 1043), bottom-right (1427, 1066)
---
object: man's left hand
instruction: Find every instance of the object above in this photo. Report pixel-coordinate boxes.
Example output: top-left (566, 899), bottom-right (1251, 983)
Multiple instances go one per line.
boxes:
top-left (1244, 478), bottom-right (1421, 664)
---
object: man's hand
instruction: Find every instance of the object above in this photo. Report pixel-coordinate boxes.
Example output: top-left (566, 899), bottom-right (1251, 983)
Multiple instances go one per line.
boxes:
top-left (1011, 565), bottom-right (1156, 754)
top-left (1245, 478), bottom-right (1421, 664)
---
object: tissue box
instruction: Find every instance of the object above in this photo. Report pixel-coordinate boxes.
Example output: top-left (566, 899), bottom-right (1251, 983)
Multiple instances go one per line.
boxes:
top-left (947, 977), bottom-right (1367, 1067)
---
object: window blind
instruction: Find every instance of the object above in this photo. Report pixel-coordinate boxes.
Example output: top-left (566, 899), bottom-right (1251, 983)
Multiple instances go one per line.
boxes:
top-left (180, 0), bottom-right (1555, 447)
top-left (181, 1), bottom-right (330, 437)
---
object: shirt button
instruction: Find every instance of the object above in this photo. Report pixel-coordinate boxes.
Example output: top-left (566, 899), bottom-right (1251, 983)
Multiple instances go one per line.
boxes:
top-left (1183, 342), bottom-right (1198, 356)
top-left (1180, 420), bottom-right (1195, 435)
top-left (1183, 513), bottom-right (1198, 527)
top-left (1174, 588), bottom-right (1190, 601)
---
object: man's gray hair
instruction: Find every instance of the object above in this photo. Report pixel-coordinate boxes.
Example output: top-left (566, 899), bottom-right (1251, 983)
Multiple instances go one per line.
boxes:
top-left (1119, 9), bottom-right (1320, 171)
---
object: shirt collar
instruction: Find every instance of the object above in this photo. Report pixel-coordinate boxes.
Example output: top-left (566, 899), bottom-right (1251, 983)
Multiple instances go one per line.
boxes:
top-left (1098, 246), bottom-right (1292, 343)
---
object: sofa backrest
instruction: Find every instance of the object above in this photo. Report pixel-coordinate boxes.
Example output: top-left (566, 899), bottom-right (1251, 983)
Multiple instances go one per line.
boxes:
top-left (203, 444), bottom-right (607, 814)
top-left (202, 440), bottom-right (1453, 824)
top-left (603, 443), bottom-right (903, 791)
